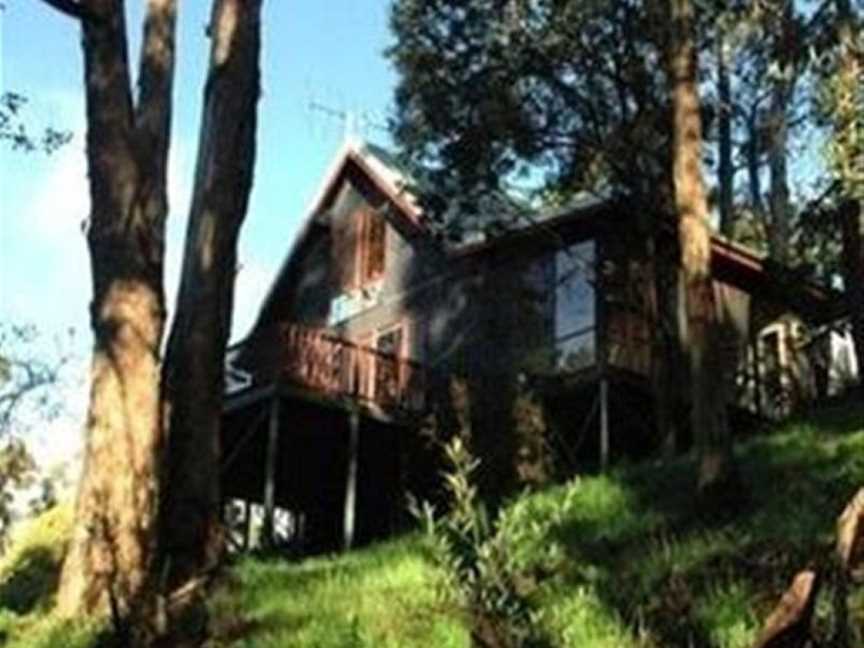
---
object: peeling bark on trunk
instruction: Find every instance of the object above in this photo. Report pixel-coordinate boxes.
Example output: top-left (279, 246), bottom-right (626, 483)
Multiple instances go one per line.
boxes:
top-left (56, 0), bottom-right (176, 620)
top-left (667, 0), bottom-right (735, 493)
top-left (767, 4), bottom-right (796, 266)
top-left (159, 0), bottom-right (263, 589)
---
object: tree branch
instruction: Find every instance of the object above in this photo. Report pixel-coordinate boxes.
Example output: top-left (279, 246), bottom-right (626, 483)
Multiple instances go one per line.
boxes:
top-left (38, 0), bottom-right (87, 20)
top-left (134, 0), bottom-right (177, 192)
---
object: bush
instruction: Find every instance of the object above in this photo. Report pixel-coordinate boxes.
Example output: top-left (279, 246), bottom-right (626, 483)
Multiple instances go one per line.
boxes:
top-left (411, 436), bottom-right (558, 648)
top-left (0, 504), bottom-right (71, 613)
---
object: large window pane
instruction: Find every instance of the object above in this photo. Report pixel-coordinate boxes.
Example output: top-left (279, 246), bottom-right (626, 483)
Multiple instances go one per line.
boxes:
top-left (555, 241), bottom-right (595, 369)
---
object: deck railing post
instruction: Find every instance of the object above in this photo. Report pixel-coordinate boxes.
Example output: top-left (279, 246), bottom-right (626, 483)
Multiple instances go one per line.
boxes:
top-left (262, 393), bottom-right (281, 549)
top-left (600, 377), bottom-right (610, 471)
top-left (343, 410), bottom-right (360, 550)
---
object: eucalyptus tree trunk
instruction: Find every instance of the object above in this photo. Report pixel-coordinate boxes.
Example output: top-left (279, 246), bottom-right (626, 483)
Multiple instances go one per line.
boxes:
top-left (159, 0), bottom-right (264, 588)
top-left (839, 200), bottom-right (864, 396)
top-left (52, 0), bottom-right (176, 619)
top-left (717, 27), bottom-right (734, 238)
top-left (835, 0), bottom-right (864, 396)
top-left (766, 1), bottom-right (797, 265)
top-left (746, 102), bottom-right (766, 222)
top-left (668, 0), bottom-right (735, 494)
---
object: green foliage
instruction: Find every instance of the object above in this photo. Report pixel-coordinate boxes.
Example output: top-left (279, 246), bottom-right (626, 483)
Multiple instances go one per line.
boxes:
top-left (0, 438), bottom-right (36, 550)
top-left (0, 612), bottom-right (106, 648)
top-left (0, 323), bottom-right (74, 549)
top-left (0, 92), bottom-right (72, 155)
top-left (411, 435), bottom-right (556, 648)
top-left (0, 504), bottom-right (71, 614)
top-left (0, 504), bottom-right (106, 648)
top-left (387, 0), bottom-right (671, 222)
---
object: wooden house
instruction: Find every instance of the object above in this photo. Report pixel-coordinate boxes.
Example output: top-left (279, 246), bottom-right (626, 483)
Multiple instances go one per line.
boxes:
top-left (221, 139), bottom-right (856, 553)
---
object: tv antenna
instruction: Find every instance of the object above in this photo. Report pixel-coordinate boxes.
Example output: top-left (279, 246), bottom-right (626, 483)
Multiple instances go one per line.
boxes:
top-left (305, 84), bottom-right (388, 144)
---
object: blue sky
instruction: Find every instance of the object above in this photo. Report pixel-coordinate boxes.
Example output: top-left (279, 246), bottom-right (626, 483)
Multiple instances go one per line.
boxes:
top-left (1, 1), bottom-right (397, 339)
top-left (0, 1), bottom-right (397, 463)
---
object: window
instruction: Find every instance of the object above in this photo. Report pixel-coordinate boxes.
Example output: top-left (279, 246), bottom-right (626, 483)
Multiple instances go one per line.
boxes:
top-left (374, 324), bottom-right (403, 405)
top-left (362, 211), bottom-right (387, 284)
top-left (553, 241), bottom-right (596, 370)
top-left (331, 207), bottom-right (387, 290)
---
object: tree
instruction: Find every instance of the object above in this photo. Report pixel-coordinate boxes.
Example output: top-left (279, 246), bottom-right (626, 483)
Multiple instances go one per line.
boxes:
top-left (830, 0), bottom-right (864, 395)
top-left (0, 92), bottom-right (72, 154)
top-left (35, 0), bottom-right (264, 628)
top-left (0, 324), bottom-right (72, 552)
top-left (666, 0), bottom-right (736, 492)
top-left (158, 0), bottom-right (263, 589)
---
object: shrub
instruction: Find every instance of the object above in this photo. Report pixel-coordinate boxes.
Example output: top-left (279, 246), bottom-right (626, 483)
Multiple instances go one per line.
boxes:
top-left (0, 503), bottom-right (71, 613)
top-left (410, 436), bottom-right (556, 648)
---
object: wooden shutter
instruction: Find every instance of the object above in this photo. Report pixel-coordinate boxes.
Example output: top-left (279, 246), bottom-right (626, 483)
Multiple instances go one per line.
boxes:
top-left (364, 210), bottom-right (386, 282)
top-left (331, 210), bottom-right (359, 290)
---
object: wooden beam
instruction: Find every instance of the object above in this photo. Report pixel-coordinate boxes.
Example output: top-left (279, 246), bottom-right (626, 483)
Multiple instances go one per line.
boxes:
top-left (596, 232), bottom-right (611, 471)
top-left (599, 378), bottom-right (610, 471)
top-left (343, 411), bottom-right (360, 551)
top-left (262, 395), bottom-right (281, 549)
top-left (223, 382), bottom-right (277, 413)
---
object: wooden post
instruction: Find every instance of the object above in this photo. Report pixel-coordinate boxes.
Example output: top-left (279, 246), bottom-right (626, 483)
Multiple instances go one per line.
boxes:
top-left (242, 499), bottom-right (252, 551)
top-left (599, 378), bottom-right (610, 470)
top-left (343, 410), bottom-right (360, 551)
top-left (596, 233), bottom-right (611, 471)
top-left (262, 395), bottom-right (281, 548)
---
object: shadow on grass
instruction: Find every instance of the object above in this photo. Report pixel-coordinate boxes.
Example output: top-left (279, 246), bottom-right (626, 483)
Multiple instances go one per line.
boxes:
top-left (541, 401), bottom-right (864, 646)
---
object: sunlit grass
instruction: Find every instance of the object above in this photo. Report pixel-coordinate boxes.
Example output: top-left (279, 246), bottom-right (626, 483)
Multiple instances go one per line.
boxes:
top-left (208, 536), bottom-right (468, 648)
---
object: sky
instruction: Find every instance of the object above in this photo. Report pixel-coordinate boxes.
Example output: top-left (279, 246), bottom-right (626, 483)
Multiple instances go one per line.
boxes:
top-left (0, 1), bottom-right (398, 468)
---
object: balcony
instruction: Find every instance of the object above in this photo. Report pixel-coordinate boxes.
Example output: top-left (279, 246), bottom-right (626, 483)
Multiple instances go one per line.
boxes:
top-left (225, 322), bottom-right (427, 416)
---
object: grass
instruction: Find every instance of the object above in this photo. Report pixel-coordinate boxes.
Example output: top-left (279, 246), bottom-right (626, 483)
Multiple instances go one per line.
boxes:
top-left (207, 536), bottom-right (468, 647)
top-left (206, 401), bottom-right (864, 647)
top-left (2, 400), bottom-right (863, 646)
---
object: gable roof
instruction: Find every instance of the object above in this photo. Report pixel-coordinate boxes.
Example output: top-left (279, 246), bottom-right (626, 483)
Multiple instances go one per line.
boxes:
top-left (254, 138), bottom-right (426, 327)
top-left (250, 139), bottom-right (845, 336)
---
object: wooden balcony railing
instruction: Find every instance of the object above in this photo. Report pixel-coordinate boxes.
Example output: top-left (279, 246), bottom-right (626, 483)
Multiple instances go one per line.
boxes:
top-left (226, 322), bottom-right (427, 414)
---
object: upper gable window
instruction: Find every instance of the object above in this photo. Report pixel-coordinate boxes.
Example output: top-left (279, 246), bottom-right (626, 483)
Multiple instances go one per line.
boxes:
top-left (361, 209), bottom-right (387, 284)
top-left (331, 207), bottom-right (387, 292)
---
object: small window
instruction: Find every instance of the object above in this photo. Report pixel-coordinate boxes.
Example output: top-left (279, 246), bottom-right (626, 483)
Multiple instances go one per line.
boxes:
top-left (330, 207), bottom-right (387, 291)
top-left (363, 211), bottom-right (387, 283)
top-left (375, 324), bottom-right (403, 405)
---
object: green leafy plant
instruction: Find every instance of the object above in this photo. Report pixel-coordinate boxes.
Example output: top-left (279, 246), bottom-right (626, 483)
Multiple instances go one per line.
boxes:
top-left (410, 435), bottom-right (554, 648)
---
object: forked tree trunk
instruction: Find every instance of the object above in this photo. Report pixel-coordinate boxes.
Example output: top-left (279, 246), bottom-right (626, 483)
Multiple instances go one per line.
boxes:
top-left (159, 0), bottom-right (264, 588)
top-left (56, 0), bottom-right (176, 619)
top-left (667, 0), bottom-right (735, 493)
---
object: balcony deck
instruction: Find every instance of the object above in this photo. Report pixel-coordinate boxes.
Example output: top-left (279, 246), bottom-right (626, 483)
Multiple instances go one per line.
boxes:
top-left (224, 322), bottom-right (427, 422)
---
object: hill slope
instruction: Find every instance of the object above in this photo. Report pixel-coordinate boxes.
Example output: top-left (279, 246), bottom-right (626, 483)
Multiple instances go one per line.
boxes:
top-left (2, 401), bottom-right (863, 647)
top-left (205, 401), bottom-right (864, 648)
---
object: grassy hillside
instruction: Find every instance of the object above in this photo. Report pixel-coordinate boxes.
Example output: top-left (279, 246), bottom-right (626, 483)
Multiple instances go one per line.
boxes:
top-left (206, 402), bottom-right (864, 648)
top-left (2, 401), bottom-right (863, 647)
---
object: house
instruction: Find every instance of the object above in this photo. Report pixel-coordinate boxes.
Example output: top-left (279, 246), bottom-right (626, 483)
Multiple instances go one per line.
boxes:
top-left (220, 138), bottom-right (856, 554)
